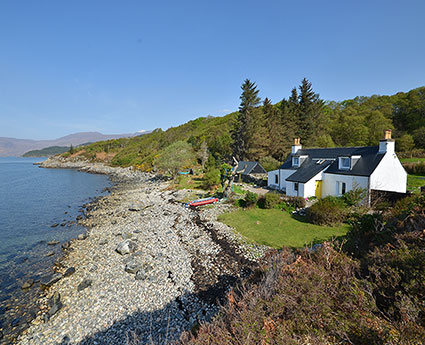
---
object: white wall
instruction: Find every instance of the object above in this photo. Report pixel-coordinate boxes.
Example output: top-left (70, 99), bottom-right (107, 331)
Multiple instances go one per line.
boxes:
top-left (370, 152), bottom-right (407, 193)
top-left (286, 181), bottom-right (303, 197)
top-left (280, 169), bottom-right (296, 190)
top-left (267, 169), bottom-right (296, 191)
top-left (267, 170), bottom-right (279, 189)
top-left (285, 171), bottom-right (325, 198)
top-left (322, 174), bottom-right (369, 197)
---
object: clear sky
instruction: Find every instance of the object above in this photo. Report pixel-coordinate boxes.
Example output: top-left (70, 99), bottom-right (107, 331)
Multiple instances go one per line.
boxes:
top-left (1, 0), bottom-right (424, 140)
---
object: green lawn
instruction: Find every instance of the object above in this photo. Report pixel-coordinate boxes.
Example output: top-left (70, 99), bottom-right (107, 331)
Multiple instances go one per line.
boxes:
top-left (218, 208), bottom-right (350, 248)
top-left (401, 157), bottom-right (425, 163)
top-left (407, 174), bottom-right (425, 192)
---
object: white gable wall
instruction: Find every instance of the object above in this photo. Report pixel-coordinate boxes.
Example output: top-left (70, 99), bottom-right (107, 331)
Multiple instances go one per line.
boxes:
top-left (267, 170), bottom-right (280, 189)
top-left (267, 169), bottom-right (296, 191)
top-left (370, 152), bottom-right (407, 193)
top-left (322, 174), bottom-right (369, 197)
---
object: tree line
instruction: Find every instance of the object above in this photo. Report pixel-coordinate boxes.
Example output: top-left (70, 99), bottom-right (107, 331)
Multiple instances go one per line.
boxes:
top-left (229, 79), bottom-right (425, 165)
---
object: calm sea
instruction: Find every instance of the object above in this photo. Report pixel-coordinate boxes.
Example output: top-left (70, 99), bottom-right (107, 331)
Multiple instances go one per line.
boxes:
top-left (0, 157), bottom-right (110, 339)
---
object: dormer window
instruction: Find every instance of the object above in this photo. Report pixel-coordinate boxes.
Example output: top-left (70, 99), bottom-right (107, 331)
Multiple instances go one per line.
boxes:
top-left (292, 157), bottom-right (300, 167)
top-left (339, 157), bottom-right (350, 170)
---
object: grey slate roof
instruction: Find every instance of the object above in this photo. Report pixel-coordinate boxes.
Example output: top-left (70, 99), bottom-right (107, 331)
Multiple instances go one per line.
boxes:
top-left (235, 161), bottom-right (267, 175)
top-left (281, 146), bottom-right (385, 183)
top-left (286, 158), bottom-right (333, 183)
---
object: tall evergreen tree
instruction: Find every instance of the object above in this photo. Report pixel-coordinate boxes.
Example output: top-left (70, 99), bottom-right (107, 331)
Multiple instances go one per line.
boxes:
top-left (247, 99), bottom-right (269, 160)
top-left (263, 98), bottom-right (284, 160)
top-left (231, 79), bottom-right (261, 161)
top-left (298, 78), bottom-right (324, 144)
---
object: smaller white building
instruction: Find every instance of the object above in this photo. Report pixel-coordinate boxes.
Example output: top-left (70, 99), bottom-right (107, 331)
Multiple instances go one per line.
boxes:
top-left (268, 131), bottom-right (407, 199)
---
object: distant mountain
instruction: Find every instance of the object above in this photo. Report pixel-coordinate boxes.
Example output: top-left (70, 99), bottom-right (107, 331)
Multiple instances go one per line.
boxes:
top-left (0, 131), bottom-right (148, 157)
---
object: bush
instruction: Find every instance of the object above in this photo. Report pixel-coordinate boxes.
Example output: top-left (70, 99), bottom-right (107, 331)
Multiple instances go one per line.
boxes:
top-left (342, 187), bottom-right (367, 206)
top-left (244, 191), bottom-right (258, 207)
top-left (403, 161), bottom-right (425, 176)
top-left (181, 245), bottom-right (403, 345)
top-left (263, 192), bottom-right (281, 209)
top-left (308, 196), bottom-right (347, 225)
top-left (285, 196), bottom-right (306, 209)
top-left (203, 168), bottom-right (220, 188)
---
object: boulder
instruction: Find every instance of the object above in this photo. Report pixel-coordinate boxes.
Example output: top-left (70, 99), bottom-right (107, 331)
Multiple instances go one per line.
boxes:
top-left (40, 273), bottom-right (62, 289)
top-left (48, 291), bottom-right (62, 318)
top-left (51, 223), bottom-right (59, 228)
top-left (115, 240), bottom-right (137, 255)
top-left (77, 278), bottom-right (92, 291)
top-left (21, 279), bottom-right (34, 289)
top-left (128, 203), bottom-right (143, 211)
top-left (47, 240), bottom-right (60, 246)
top-left (63, 267), bottom-right (76, 277)
top-left (77, 233), bottom-right (87, 240)
top-left (135, 264), bottom-right (153, 281)
top-left (61, 242), bottom-right (71, 250)
top-left (124, 259), bottom-right (142, 274)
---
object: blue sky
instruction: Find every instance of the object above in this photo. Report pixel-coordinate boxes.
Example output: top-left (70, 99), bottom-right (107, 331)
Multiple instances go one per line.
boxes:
top-left (1, 0), bottom-right (424, 139)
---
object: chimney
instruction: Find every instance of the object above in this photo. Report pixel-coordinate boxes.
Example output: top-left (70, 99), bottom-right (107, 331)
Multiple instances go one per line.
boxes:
top-left (292, 138), bottom-right (302, 154)
top-left (379, 129), bottom-right (395, 154)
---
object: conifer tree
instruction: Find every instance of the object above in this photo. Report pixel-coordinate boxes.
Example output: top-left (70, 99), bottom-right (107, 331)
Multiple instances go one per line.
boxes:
top-left (263, 98), bottom-right (284, 159)
top-left (231, 79), bottom-right (261, 161)
top-left (298, 78), bottom-right (324, 144)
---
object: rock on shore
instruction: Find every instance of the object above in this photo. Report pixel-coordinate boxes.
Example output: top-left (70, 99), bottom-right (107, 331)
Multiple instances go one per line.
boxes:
top-left (17, 159), bottom-right (266, 345)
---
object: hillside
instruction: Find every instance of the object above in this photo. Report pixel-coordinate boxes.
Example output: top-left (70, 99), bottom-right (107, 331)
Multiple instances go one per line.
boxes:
top-left (22, 146), bottom-right (71, 157)
top-left (0, 131), bottom-right (140, 157)
top-left (63, 85), bottom-right (425, 173)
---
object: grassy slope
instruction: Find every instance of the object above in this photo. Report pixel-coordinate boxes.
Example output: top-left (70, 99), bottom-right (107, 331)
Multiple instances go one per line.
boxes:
top-left (407, 174), bottom-right (425, 192)
top-left (400, 157), bottom-right (425, 163)
top-left (218, 208), bottom-right (349, 248)
top-left (68, 113), bottom-right (236, 169)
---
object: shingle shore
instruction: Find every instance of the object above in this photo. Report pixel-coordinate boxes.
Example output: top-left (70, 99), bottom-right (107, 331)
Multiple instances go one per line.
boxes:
top-left (16, 158), bottom-right (266, 345)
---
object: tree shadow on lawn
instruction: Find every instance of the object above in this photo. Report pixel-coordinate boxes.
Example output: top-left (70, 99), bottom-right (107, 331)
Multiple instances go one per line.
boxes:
top-left (56, 274), bottom-right (240, 345)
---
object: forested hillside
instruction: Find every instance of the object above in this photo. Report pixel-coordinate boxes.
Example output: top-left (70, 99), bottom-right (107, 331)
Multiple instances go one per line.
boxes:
top-left (66, 81), bottom-right (425, 173)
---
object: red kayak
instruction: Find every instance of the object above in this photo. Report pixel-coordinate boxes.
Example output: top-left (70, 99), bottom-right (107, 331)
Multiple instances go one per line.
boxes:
top-left (186, 197), bottom-right (219, 207)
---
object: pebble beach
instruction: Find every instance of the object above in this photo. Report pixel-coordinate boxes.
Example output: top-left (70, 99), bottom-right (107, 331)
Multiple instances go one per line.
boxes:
top-left (13, 158), bottom-right (266, 345)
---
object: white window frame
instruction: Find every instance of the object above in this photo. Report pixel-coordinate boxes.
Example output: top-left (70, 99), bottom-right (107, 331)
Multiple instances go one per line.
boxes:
top-left (339, 157), bottom-right (351, 170)
top-left (292, 157), bottom-right (300, 167)
top-left (337, 181), bottom-right (347, 195)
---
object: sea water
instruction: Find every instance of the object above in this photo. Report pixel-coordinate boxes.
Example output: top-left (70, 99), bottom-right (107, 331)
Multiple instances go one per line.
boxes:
top-left (0, 157), bottom-right (110, 337)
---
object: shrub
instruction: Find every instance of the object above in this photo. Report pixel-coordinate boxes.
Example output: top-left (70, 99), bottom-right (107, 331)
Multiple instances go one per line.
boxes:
top-left (244, 191), bottom-right (258, 207)
top-left (403, 161), bottom-right (425, 176)
top-left (181, 245), bottom-right (403, 345)
top-left (203, 168), bottom-right (220, 188)
top-left (308, 196), bottom-right (347, 225)
top-left (263, 192), bottom-right (281, 209)
top-left (342, 187), bottom-right (367, 206)
top-left (285, 196), bottom-right (306, 209)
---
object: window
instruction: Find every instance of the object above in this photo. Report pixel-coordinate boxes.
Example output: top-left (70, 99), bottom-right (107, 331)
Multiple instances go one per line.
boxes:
top-left (275, 174), bottom-right (279, 184)
top-left (339, 157), bottom-right (350, 169)
top-left (338, 182), bottom-right (346, 195)
top-left (294, 182), bottom-right (299, 191)
top-left (293, 157), bottom-right (300, 167)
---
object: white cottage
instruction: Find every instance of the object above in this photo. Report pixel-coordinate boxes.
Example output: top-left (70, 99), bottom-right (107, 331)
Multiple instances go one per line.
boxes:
top-left (268, 131), bottom-right (407, 199)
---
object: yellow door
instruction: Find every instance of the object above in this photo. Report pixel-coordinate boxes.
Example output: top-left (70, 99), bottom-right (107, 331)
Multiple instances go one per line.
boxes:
top-left (315, 181), bottom-right (323, 198)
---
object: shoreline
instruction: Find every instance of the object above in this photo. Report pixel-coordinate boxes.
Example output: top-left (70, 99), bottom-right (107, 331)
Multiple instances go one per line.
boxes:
top-left (14, 157), bottom-right (267, 345)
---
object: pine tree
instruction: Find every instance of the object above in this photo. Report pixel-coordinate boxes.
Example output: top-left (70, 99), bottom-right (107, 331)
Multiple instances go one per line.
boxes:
top-left (298, 78), bottom-right (324, 144)
top-left (231, 79), bottom-right (261, 161)
top-left (263, 98), bottom-right (283, 159)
